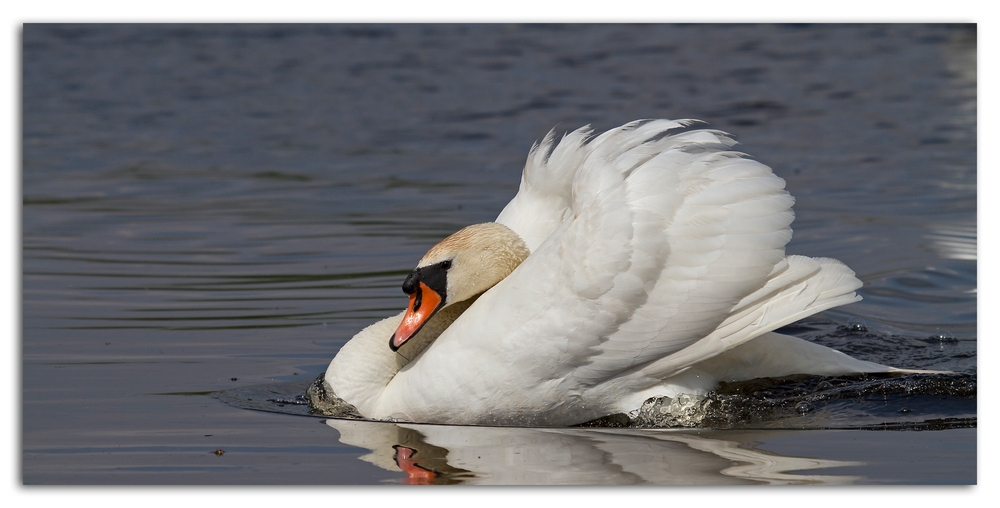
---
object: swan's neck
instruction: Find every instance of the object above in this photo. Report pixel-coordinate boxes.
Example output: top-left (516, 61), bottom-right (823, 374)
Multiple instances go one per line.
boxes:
top-left (326, 221), bottom-right (529, 416)
top-left (395, 295), bottom-right (478, 362)
top-left (325, 295), bottom-right (477, 414)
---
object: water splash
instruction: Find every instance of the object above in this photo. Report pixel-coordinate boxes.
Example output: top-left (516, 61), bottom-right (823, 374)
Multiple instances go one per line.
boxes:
top-left (628, 373), bottom-right (975, 429)
top-left (217, 370), bottom-right (975, 432)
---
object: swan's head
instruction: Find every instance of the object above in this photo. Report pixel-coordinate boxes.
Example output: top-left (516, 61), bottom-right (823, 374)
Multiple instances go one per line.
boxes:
top-left (389, 222), bottom-right (530, 351)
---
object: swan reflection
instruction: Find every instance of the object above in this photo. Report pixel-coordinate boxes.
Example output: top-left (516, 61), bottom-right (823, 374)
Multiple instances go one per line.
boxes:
top-left (324, 418), bottom-right (860, 485)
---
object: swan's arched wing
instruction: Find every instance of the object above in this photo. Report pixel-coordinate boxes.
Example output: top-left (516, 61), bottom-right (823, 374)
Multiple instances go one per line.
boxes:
top-left (481, 120), bottom-right (797, 388)
top-left (496, 126), bottom-right (591, 252)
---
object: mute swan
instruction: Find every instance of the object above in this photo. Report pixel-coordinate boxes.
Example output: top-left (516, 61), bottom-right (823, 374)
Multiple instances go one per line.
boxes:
top-left (319, 119), bottom-right (926, 427)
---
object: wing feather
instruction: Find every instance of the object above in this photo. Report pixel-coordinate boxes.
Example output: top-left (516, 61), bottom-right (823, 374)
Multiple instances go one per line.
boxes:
top-left (435, 120), bottom-right (862, 412)
top-left (491, 120), bottom-right (804, 390)
top-left (631, 255), bottom-right (863, 382)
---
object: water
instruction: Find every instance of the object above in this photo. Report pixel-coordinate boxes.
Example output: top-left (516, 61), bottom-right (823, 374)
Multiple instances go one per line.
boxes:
top-left (22, 24), bottom-right (976, 485)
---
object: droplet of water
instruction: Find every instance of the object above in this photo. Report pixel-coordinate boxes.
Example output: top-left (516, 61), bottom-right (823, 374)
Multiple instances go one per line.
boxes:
top-left (846, 318), bottom-right (868, 332)
top-left (928, 331), bottom-right (958, 343)
top-left (795, 401), bottom-right (814, 414)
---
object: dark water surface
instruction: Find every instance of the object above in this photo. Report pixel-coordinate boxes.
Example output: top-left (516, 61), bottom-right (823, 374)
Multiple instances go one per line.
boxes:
top-left (23, 24), bottom-right (976, 485)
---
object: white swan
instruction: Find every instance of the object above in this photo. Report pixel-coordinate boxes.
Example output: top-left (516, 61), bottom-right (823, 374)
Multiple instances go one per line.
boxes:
top-left (323, 119), bottom-right (925, 426)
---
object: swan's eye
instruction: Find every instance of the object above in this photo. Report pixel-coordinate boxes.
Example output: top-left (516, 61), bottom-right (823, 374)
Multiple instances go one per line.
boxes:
top-left (440, 259), bottom-right (452, 270)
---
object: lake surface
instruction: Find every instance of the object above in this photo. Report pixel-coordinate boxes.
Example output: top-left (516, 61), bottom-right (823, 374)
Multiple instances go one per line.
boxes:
top-left (22, 23), bottom-right (976, 485)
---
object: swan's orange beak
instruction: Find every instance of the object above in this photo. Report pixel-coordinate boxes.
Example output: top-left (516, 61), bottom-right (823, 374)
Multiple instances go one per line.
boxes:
top-left (390, 281), bottom-right (443, 351)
